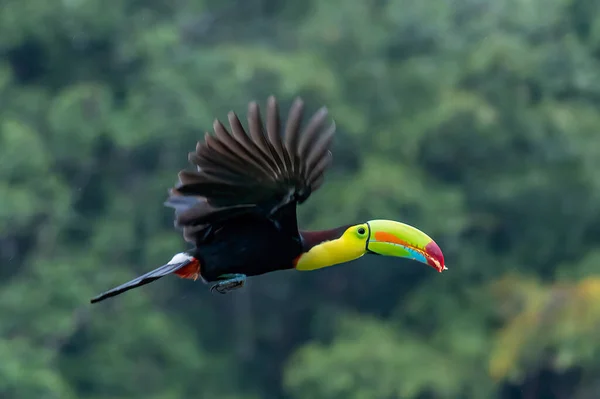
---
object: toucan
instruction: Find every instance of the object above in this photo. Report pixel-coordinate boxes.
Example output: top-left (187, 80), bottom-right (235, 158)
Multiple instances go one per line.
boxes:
top-left (90, 96), bottom-right (446, 304)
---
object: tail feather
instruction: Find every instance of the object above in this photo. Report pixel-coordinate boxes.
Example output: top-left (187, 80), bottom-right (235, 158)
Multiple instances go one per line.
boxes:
top-left (90, 256), bottom-right (198, 304)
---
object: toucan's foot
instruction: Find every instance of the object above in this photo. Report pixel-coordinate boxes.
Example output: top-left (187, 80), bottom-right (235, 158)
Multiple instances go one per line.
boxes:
top-left (210, 274), bottom-right (246, 294)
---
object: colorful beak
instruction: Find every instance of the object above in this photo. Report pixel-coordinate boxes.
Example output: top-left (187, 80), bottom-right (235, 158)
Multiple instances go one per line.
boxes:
top-left (366, 219), bottom-right (446, 272)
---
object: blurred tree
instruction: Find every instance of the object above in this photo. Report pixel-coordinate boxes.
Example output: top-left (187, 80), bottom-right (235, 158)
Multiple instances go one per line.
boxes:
top-left (1, 0), bottom-right (600, 398)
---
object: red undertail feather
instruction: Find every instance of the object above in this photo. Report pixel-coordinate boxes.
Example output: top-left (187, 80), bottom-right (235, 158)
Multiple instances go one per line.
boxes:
top-left (174, 258), bottom-right (201, 280)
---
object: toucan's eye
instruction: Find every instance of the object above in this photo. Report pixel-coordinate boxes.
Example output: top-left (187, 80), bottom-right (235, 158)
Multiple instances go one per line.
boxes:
top-left (357, 227), bottom-right (366, 236)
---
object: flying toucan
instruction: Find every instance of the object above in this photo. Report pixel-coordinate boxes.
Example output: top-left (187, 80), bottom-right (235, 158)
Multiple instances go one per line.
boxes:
top-left (90, 96), bottom-right (446, 304)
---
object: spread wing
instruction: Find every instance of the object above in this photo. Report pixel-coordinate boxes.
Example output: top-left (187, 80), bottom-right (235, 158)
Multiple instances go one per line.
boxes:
top-left (165, 96), bottom-right (336, 244)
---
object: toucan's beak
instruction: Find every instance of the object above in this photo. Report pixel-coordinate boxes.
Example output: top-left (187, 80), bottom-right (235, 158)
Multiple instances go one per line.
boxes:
top-left (366, 219), bottom-right (446, 272)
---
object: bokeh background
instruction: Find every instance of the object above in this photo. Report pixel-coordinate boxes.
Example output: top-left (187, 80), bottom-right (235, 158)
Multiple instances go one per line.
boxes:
top-left (2, 0), bottom-right (600, 398)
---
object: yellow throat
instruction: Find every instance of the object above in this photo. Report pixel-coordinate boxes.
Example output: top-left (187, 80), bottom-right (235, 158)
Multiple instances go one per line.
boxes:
top-left (294, 225), bottom-right (368, 271)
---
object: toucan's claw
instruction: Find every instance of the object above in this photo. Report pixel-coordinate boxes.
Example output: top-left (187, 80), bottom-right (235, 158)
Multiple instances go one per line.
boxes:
top-left (210, 274), bottom-right (246, 294)
top-left (210, 285), bottom-right (227, 294)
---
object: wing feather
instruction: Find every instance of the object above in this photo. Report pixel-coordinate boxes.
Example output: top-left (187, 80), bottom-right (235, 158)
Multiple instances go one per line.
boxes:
top-left (305, 121), bottom-right (335, 174)
top-left (227, 111), bottom-right (279, 179)
top-left (247, 101), bottom-right (283, 175)
top-left (165, 96), bottom-right (336, 244)
top-left (211, 119), bottom-right (270, 180)
top-left (298, 106), bottom-right (329, 160)
top-left (284, 98), bottom-right (304, 175)
top-left (266, 96), bottom-right (289, 171)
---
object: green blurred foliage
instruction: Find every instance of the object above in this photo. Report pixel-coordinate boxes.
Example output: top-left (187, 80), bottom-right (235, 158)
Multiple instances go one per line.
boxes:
top-left (1, 0), bottom-right (600, 398)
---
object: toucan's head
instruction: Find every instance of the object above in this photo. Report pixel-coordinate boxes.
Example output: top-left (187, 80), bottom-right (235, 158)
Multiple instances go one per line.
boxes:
top-left (296, 219), bottom-right (446, 272)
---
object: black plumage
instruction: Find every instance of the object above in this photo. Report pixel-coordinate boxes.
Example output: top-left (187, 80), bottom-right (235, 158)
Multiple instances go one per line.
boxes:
top-left (170, 96), bottom-right (335, 244)
top-left (90, 96), bottom-right (336, 303)
top-left (170, 96), bottom-right (335, 275)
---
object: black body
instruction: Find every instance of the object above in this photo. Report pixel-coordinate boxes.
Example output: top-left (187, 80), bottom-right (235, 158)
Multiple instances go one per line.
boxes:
top-left (193, 212), bottom-right (303, 281)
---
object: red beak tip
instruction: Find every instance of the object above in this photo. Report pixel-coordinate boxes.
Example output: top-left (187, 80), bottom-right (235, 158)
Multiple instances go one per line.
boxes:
top-left (425, 241), bottom-right (445, 273)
